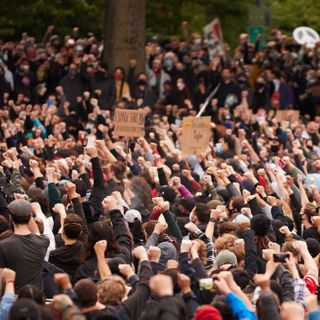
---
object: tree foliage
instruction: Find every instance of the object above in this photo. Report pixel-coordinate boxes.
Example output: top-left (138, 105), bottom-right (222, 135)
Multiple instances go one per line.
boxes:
top-left (0, 0), bottom-right (105, 40)
top-left (0, 0), bottom-right (319, 47)
top-left (266, 0), bottom-right (320, 34)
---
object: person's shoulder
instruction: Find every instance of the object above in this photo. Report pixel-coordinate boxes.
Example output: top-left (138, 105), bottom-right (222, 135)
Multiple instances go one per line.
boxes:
top-left (30, 234), bottom-right (50, 244)
top-left (0, 236), bottom-right (16, 247)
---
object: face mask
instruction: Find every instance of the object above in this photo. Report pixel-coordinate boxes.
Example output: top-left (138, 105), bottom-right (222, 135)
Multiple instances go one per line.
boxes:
top-left (163, 59), bottom-right (174, 70)
top-left (216, 143), bottom-right (223, 154)
top-left (21, 65), bottom-right (30, 72)
top-left (194, 38), bottom-right (202, 45)
top-left (69, 69), bottom-right (77, 77)
top-left (256, 83), bottom-right (265, 89)
top-left (308, 78), bottom-right (317, 85)
top-left (137, 79), bottom-right (147, 86)
top-left (175, 119), bottom-right (181, 126)
top-left (114, 74), bottom-right (122, 81)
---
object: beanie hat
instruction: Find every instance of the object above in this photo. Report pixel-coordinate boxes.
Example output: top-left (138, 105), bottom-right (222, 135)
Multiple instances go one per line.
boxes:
top-left (215, 250), bottom-right (237, 267)
top-left (194, 305), bottom-right (223, 320)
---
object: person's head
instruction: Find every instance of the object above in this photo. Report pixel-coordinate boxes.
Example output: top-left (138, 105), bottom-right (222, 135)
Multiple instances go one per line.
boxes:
top-left (250, 214), bottom-right (271, 237)
top-left (176, 198), bottom-right (196, 215)
top-left (215, 235), bottom-right (244, 265)
top-left (228, 196), bottom-right (245, 214)
top-left (113, 67), bottom-right (125, 81)
top-left (85, 220), bottom-right (121, 259)
top-left (18, 285), bottom-right (45, 305)
top-left (191, 203), bottom-right (211, 225)
top-left (211, 295), bottom-right (236, 320)
top-left (124, 210), bottom-right (144, 245)
top-left (129, 176), bottom-right (153, 210)
top-left (136, 72), bottom-right (148, 87)
top-left (9, 298), bottom-right (40, 320)
top-left (110, 161), bottom-right (126, 181)
top-left (221, 68), bottom-right (232, 83)
top-left (176, 77), bottom-right (186, 91)
top-left (98, 276), bottom-right (126, 305)
top-left (281, 241), bottom-right (300, 261)
top-left (68, 63), bottom-right (77, 78)
top-left (306, 238), bottom-right (320, 258)
top-left (142, 220), bottom-right (158, 240)
top-left (170, 36), bottom-right (180, 50)
top-left (73, 179), bottom-right (88, 198)
top-left (8, 199), bottom-right (32, 226)
top-left (221, 135), bottom-right (235, 151)
top-left (152, 59), bottom-right (161, 72)
top-left (301, 202), bottom-right (317, 224)
top-left (62, 214), bottom-right (84, 241)
top-left (74, 279), bottom-right (98, 308)
top-left (218, 222), bottom-right (239, 237)
top-left (194, 305), bottom-right (223, 320)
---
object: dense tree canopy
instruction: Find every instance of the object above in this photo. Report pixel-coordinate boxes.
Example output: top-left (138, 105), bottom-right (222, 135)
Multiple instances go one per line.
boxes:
top-left (0, 0), bottom-right (319, 46)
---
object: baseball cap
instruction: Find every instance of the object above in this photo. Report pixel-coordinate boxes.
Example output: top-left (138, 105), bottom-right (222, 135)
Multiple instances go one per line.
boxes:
top-left (215, 250), bottom-right (237, 267)
top-left (7, 199), bottom-right (32, 217)
top-left (124, 209), bottom-right (142, 223)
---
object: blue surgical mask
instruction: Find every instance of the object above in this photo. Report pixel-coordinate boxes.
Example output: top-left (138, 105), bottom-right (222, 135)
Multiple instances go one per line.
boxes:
top-left (216, 143), bottom-right (223, 154)
top-left (175, 119), bottom-right (181, 126)
top-left (164, 59), bottom-right (174, 70)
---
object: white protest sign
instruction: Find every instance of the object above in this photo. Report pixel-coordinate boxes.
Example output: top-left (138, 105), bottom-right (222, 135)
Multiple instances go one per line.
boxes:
top-left (293, 27), bottom-right (320, 48)
top-left (203, 18), bottom-right (224, 58)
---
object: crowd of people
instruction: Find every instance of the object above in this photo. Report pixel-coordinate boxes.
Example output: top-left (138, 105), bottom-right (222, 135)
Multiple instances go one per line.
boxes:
top-left (0, 23), bottom-right (320, 320)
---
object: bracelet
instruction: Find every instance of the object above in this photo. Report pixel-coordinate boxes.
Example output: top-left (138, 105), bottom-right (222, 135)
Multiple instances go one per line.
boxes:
top-left (209, 217), bottom-right (217, 223)
top-left (5, 280), bottom-right (14, 284)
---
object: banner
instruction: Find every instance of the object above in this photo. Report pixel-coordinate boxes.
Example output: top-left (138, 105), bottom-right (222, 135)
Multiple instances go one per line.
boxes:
top-left (114, 109), bottom-right (145, 137)
top-left (275, 110), bottom-right (300, 122)
top-left (203, 18), bottom-right (224, 58)
top-left (182, 117), bottom-right (211, 155)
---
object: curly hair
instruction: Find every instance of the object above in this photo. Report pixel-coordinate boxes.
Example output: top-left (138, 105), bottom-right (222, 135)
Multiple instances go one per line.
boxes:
top-left (98, 275), bottom-right (126, 305)
top-left (214, 234), bottom-right (244, 263)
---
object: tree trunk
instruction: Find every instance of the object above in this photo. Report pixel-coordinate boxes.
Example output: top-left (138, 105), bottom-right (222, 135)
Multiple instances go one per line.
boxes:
top-left (103, 0), bottom-right (146, 75)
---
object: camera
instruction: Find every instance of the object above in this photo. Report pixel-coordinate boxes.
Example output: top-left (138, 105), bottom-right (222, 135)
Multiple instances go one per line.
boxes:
top-left (273, 253), bottom-right (289, 263)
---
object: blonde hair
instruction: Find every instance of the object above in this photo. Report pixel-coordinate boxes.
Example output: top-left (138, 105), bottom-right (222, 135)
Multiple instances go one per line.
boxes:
top-left (98, 275), bottom-right (126, 305)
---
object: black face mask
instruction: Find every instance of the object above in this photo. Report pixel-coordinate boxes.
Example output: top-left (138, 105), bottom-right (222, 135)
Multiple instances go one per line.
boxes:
top-left (256, 83), bottom-right (265, 89)
top-left (137, 79), bottom-right (147, 86)
top-left (69, 69), bottom-right (77, 78)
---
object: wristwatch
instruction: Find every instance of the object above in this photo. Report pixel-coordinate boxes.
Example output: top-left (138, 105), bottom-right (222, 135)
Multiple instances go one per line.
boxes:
top-left (209, 217), bottom-right (217, 223)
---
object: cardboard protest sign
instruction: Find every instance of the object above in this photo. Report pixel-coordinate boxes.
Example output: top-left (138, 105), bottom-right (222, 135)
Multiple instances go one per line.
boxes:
top-left (182, 117), bottom-right (211, 155)
top-left (114, 109), bottom-right (145, 137)
top-left (275, 110), bottom-right (300, 123)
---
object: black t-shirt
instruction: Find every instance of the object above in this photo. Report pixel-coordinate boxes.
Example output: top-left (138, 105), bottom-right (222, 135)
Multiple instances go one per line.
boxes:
top-left (303, 226), bottom-right (320, 242)
top-left (49, 241), bottom-right (83, 278)
top-left (0, 234), bottom-right (49, 290)
top-left (84, 308), bottom-right (119, 320)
